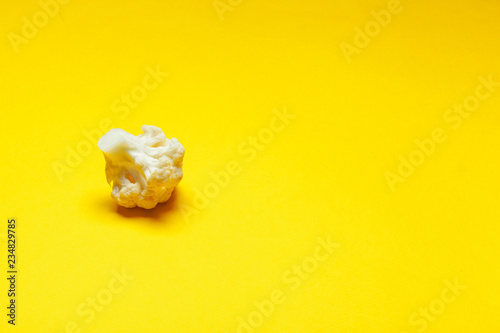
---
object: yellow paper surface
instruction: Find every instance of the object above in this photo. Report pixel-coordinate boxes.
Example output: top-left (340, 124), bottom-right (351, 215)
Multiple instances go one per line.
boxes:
top-left (1, 0), bottom-right (499, 332)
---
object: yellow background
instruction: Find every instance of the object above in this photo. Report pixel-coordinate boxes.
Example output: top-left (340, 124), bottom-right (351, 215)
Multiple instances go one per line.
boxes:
top-left (1, 0), bottom-right (500, 332)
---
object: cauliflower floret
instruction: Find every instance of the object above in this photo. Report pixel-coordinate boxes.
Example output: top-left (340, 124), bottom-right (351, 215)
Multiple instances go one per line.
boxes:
top-left (98, 125), bottom-right (184, 209)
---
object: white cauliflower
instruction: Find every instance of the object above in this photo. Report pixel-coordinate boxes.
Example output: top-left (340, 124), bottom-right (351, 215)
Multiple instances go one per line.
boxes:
top-left (97, 125), bottom-right (184, 209)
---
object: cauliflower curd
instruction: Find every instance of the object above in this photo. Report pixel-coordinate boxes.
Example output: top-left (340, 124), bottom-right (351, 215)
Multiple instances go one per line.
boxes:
top-left (98, 125), bottom-right (184, 209)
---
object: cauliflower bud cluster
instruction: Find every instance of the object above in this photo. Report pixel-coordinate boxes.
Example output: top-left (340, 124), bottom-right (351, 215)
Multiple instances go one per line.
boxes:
top-left (98, 125), bottom-right (184, 209)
